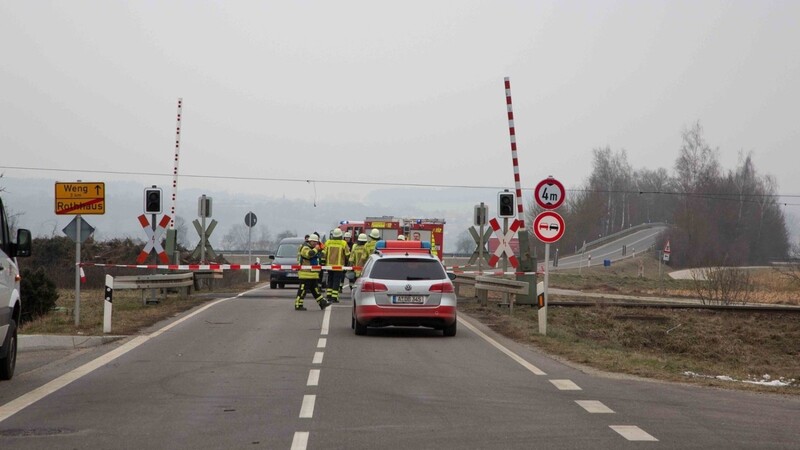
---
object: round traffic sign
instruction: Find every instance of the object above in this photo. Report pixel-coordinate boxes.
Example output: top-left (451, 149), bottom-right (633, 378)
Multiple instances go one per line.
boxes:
top-left (244, 212), bottom-right (258, 228)
top-left (533, 211), bottom-right (565, 243)
top-left (535, 177), bottom-right (565, 210)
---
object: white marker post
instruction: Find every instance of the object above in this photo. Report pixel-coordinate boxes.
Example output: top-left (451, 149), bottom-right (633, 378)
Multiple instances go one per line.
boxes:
top-left (103, 274), bottom-right (113, 334)
top-left (255, 257), bottom-right (261, 283)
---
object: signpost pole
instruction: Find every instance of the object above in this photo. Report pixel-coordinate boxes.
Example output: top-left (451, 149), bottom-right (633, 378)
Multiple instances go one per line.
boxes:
top-left (74, 214), bottom-right (81, 326)
top-left (201, 213), bottom-right (207, 264)
top-left (247, 225), bottom-right (253, 283)
top-left (539, 243), bottom-right (550, 335)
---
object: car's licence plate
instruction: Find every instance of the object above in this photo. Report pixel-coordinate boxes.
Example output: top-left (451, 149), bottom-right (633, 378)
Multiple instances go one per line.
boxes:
top-left (392, 295), bottom-right (425, 304)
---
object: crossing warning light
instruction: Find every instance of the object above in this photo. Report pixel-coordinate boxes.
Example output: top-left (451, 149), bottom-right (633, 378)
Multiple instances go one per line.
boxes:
top-left (144, 186), bottom-right (162, 214)
top-left (498, 191), bottom-right (515, 218)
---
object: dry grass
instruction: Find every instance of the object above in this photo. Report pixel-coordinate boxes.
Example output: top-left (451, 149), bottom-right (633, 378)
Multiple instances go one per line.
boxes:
top-left (20, 289), bottom-right (215, 336)
top-left (20, 272), bottom-right (254, 336)
top-left (459, 267), bottom-right (800, 394)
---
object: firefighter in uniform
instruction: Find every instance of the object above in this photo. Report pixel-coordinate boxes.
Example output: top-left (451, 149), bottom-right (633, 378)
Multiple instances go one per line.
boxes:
top-left (343, 231), bottom-right (353, 251)
top-left (324, 228), bottom-right (350, 303)
top-left (365, 228), bottom-right (381, 254)
top-left (348, 233), bottom-right (370, 289)
top-left (295, 234), bottom-right (329, 311)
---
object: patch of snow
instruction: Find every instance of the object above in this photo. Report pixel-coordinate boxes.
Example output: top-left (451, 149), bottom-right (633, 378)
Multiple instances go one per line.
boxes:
top-left (683, 371), bottom-right (796, 387)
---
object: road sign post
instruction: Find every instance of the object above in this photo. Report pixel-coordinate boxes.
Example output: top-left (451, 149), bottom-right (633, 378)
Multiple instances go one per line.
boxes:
top-left (245, 212), bottom-right (257, 282)
top-left (534, 176), bottom-right (566, 336)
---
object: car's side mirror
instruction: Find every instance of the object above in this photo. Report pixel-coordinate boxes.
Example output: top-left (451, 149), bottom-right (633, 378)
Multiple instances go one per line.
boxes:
top-left (268, 255), bottom-right (275, 260)
top-left (447, 272), bottom-right (456, 281)
top-left (15, 229), bottom-right (31, 257)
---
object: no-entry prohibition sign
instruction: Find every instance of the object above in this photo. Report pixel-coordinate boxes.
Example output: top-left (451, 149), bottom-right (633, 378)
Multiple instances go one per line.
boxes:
top-left (533, 211), bottom-right (565, 243)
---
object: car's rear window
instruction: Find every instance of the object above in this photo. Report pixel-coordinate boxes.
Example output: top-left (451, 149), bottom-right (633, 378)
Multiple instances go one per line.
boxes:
top-left (370, 258), bottom-right (446, 280)
top-left (277, 243), bottom-right (301, 258)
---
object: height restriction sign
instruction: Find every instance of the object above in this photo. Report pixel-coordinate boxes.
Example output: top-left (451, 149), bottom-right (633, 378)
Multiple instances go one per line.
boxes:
top-left (534, 177), bottom-right (565, 210)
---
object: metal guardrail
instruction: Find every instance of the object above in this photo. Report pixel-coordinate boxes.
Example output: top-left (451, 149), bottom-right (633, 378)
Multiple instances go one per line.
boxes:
top-left (114, 273), bottom-right (193, 304)
top-left (474, 276), bottom-right (528, 295)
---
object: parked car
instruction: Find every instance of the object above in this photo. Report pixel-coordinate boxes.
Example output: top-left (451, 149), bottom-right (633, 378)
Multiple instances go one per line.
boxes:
top-left (350, 240), bottom-right (457, 336)
top-left (1, 196), bottom-right (32, 381)
top-left (269, 237), bottom-right (305, 289)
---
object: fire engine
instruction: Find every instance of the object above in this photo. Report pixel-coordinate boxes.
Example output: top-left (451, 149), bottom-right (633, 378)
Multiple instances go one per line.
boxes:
top-left (337, 217), bottom-right (446, 260)
top-left (367, 216), bottom-right (445, 260)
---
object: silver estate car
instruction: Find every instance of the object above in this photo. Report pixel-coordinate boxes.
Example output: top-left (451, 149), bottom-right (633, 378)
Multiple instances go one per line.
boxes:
top-left (350, 240), bottom-right (457, 336)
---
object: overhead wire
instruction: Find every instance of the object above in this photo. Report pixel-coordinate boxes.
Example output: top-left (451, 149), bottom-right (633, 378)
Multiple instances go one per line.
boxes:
top-left (2, 165), bottom-right (799, 206)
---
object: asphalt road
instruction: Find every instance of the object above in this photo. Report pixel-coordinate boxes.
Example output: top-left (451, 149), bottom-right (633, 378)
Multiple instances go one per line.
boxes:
top-left (2, 285), bottom-right (798, 449)
top-left (554, 226), bottom-right (668, 270)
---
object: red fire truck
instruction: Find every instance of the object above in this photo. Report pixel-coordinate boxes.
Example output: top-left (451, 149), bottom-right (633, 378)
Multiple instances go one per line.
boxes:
top-left (362, 216), bottom-right (445, 260)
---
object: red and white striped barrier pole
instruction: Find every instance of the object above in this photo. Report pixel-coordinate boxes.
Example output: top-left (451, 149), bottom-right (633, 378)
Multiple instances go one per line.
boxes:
top-left (505, 77), bottom-right (526, 228)
top-left (170, 98), bottom-right (182, 230)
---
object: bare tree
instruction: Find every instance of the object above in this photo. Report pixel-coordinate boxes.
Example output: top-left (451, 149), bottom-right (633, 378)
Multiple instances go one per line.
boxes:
top-left (692, 266), bottom-right (753, 306)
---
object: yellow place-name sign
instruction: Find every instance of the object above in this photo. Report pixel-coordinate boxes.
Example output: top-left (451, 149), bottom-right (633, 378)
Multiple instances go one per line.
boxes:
top-left (55, 182), bottom-right (106, 215)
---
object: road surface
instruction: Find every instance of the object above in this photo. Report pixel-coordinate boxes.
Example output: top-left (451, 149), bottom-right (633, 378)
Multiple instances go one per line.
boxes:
top-left (2, 285), bottom-right (798, 449)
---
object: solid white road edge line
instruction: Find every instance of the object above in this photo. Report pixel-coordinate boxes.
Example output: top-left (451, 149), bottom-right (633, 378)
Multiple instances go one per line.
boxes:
top-left (458, 317), bottom-right (546, 376)
top-left (291, 431), bottom-right (310, 450)
top-left (0, 293), bottom-right (242, 424)
top-left (299, 395), bottom-right (316, 418)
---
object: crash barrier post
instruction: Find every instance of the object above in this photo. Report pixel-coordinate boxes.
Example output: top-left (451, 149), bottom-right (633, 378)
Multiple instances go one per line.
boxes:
top-left (474, 276), bottom-right (529, 309)
top-left (113, 272), bottom-right (194, 305)
top-left (194, 269), bottom-right (223, 291)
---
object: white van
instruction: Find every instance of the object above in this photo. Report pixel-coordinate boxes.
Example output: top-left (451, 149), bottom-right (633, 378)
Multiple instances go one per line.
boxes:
top-left (0, 196), bottom-right (31, 380)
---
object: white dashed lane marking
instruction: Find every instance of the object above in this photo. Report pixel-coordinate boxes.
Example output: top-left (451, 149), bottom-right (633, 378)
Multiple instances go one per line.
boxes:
top-left (576, 400), bottom-right (615, 413)
top-left (313, 352), bottom-right (324, 364)
top-left (610, 425), bottom-right (659, 441)
top-left (550, 379), bottom-right (582, 390)
top-left (307, 369), bottom-right (320, 387)
top-left (317, 338), bottom-right (327, 348)
top-left (299, 395), bottom-right (316, 418)
top-left (291, 431), bottom-right (309, 449)
top-left (320, 307), bottom-right (331, 335)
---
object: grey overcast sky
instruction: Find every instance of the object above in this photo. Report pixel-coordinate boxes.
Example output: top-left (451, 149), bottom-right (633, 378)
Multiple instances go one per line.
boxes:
top-left (2, 1), bottom-right (799, 208)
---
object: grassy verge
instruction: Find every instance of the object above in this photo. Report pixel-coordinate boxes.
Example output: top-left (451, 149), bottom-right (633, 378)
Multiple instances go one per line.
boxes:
top-left (20, 289), bottom-right (219, 336)
top-left (458, 256), bottom-right (800, 394)
top-left (21, 272), bottom-right (254, 336)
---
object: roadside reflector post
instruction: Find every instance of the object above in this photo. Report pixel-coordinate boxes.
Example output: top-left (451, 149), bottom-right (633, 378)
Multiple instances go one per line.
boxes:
top-left (255, 258), bottom-right (261, 283)
top-left (104, 275), bottom-right (113, 334)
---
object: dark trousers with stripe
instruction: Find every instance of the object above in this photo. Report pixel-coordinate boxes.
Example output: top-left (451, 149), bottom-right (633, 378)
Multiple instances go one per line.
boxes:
top-left (326, 271), bottom-right (344, 301)
top-left (296, 278), bottom-right (324, 307)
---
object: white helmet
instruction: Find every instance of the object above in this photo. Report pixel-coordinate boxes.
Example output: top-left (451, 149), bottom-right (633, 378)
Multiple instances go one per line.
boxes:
top-left (369, 229), bottom-right (381, 240)
top-left (344, 231), bottom-right (352, 239)
top-left (332, 228), bottom-right (343, 238)
top-left (308, 233), bottom-right (319, 242)
top-left (357, 233), bottom-right (368, 243)
top-left (397, 235), bottom-right (406, 240)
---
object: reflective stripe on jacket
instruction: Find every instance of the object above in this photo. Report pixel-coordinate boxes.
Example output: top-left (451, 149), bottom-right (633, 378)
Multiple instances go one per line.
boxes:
top-left (298, 243), bottom-right (321, 279)
top-left (325, 238), bottom-right (349, 268)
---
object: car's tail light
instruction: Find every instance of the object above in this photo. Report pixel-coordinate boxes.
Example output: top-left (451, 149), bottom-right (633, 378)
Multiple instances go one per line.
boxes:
top-left (429, 282), bottom-right (454, 293)
top-left (361, 281), bottom-right (388, 292)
